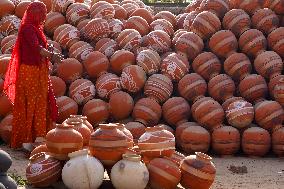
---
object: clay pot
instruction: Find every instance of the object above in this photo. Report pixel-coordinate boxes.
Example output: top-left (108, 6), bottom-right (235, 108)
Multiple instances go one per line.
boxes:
top-left (136, 49), bottom-right (161, 75)
top-left (90, 1), bottom-right (115, 19)
top-left (0, 15), bottom-right (21, 36)
top-left (180, 152), bottom-right (216, 189)
top-left (0, 55), bottom-right (10, 78)
top-left (108, 18), bottom-right (124, 38)
top-left (242, 127), bottom-right (271, 157)
top-left (191, 11), bottom-right (221, 40)
top-left (239, 29), bottom-right (267, 58)
top-left (46, 124), bottom-right (83, 160)
top-left (234, 0), bottom-right (264, 16)
top-left (270, 76), bottom-right (284, 106)
top-left (110, 49), bottom-right (135, 74)
top-left (44, 12), bottom-right (66, 36)
top-left (15, 1), bottom-right (31, 19)
top-left (269, 75), bottom-right (284, 98)
top-left (113, 4), bottom-right (127, 20)
top-left (50, 76), bottom-right (66, 97)
top-left (109, 91), bottom-right (134, 120)
top-left (150, 19), bottom-right (174, 37)
top-left (121, 3), bottom-right (139, 17)
top-left (208, 74), bottom-right (235, 102)
top-left (124, 121), bottom-right (146, 143)
top-left (0, 94), bottom-right (12, 118)
top-left (183, 11), bottom-right (199, 31)
top-left (69, 41), bottom-right (94, 62)
top-left (56, 96), bottom-right (78, 123)
top-left (56, 58), bottom-right (83, 84)
top-left (69, 78), bottom-right (96, 105)
top-left (143, 30), bottom-right (171, 54)
top-left (65, 3), bottom-right (89, 26)
top-left (69, 115), bottom-right (94, 132)
top-left (254, 100), bottom-right (284, 131)
top-left (224, 53), bottom-right (252, 81)
top-left (238, 74), bottom-right (268, 103)
top-left (89, 123), bottom-right (129, 167)
top-left (199, 0), bottom-right (229, 18)
top-left (53, 24), bottom-right (80, 49)
top-left (82, 99), bottom-right (109, 126)
top-left (267, 27), bottom-right (284, 58)
top-left (130, 8), bottom-right (153, 25)
top-left (212, 125), bottom-right (240, 156)
top-left (173, 31), bottom-right (187, 47)
top-left (138, 127), bottom-right (175, 161)
top-left (0, 0), bottom-right (15, 18)
top-left (209, 30), bottom-right (238, 59)
top-left (83, 18), bottom-right (109, 42)
top-left (62, 149), bottom-right (104, 189)
top-left (155, 124), bottom-right (174, 134)
top-left (161, 53), bottom-right (190, 82)
top-left (144, 74), bottom-right (173, 104)
top-left (263, 0), bottom-right (284, 14)
top-left (0, 114), bottom-right (12, 144)
top-left (26, 153), bottom-right (62, 187)
top-left (51, 0), bottom-right (73, 14)
top-left (168, 151), bottom-right (186, 167)
top-left (83, 51), bottom-right (109, 78)
top-left (222, 9), bottom-right (251, 37)
top-left (95, 38), bottom-right (118, 58)
top-left (95, 73), bottom-right (121, 99)
top-left (252, 8), bottom-right (279, 35)
top-left (125, 16), bottom-right (149, 36)
top-left (272, 126), bottom-right (284, 156)
top-left (175, 122), bottom-right (200, 149)
top-left (174, 32), bottom-right (204, 61)
top-left (147, 158), bottom-right (181, 189)
top-left (162, 97), bottom-right (191, 127)
top-left (192, 52), bottom-right (221, 81)
top-left (115, 123), bottom-right (134, 148)
top-left (185, 0), bottom-right (202, 13)
top-left (192, 97), bottom-right (225, 131)
top-left (30, 144), bottom-right (49, 157)
top-left (0, 35), bottom-right (16, 54)
top-left (176, 13), bottom-right (190, 29)
top-left (120, 65), bottom-right (147, 93)
top-left (116, 29), bottom-right (141, 51)
top-left (132, 97), bottom-right (162, 127)
top-left (154, 11), bottom-right (176, 28)
top-left (254, 51), bottom-right (283, 79)
top-left (225, 99), bottom-right (254, 129)
top-left (111, 154), bottom-right (149, 189)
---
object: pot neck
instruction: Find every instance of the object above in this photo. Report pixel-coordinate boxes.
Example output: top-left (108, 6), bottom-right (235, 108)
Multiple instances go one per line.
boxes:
top-left (64, 117), bottom-right (83, 126)
top-left (195, 152), bottom-right (212, 163)
top-left (99, 123), bottom-right (118, 130)
top-left (122, 153), bottom-right (141, 162)
top-left (29, 152), bottom-right (46, 163)
top-left (68, 149), bottom-right (88, 159)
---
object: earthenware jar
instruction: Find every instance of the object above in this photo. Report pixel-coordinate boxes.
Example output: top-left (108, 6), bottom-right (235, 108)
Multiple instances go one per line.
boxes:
top-left (183, 11), bottom-right (199, 31)
top-left (125, 16), bottom-right (149, 36)
top-left (56, 96), bottom-right (78, 123)
top-left (270, 76), bottom-right (284, 106)
top-left (143, 30), bottom-right (171, 54)
top-left (115, 123), bottom-right (134, 148)
top-left (267, 27), bottom-right (284, 58)
top-left (83, 51), bottom-right (109, 79)
top-left (66, 3), bottom-right (89, 26)
top-left (272, 126), bottom-right (284, 157)
top-left (136, 49), bottom-right (161, 75)
top-left (51, 0), bottom-right (73, 14)
top-left (169, 151), bottom-right (186, 167)
top-left (150, 19), bottom-right (174, 37)
top-left (62, 149), bottom-right (104, 189)
top-left (124, 121), bottom-right (146, 143)
top-left (180, 152), bottom-right (216, 189)
top-left (53, 24), bottom-right (80, 49)
top-left (264, 0), bottom-right (284, 14)
top-left (116, 29), bottom-right (141, 51)
top-left (175, 122), bottom-right (200, 149)
top-left (30, 144), bottom-right (49, 158)
top-left (109, 91), bottom-right (134, 120)
top-left (26, 152), bottom-right (62, 187)
top-left (234, 0), bottom-right (264, 16)
top-left (252, 8), bottom-right (279, 35)
top-left (45, 123), bottom-right (83, 160)
top-left (82, 99), bottom-right (109, 126)
top-left (69, 78), bottom-right (96, 105)
top-left (147, 157), bottom-right (181, 189)
top-left (0, 0), bottom-right (15, 18)
top-left (199, 0), bottom-right (230, 18)
top-left (109, 49), bottom-right (135, 74)
top-left (111, 154), bottom-right (149, 189)
top-left (70, 115), bottom-right (94, 132)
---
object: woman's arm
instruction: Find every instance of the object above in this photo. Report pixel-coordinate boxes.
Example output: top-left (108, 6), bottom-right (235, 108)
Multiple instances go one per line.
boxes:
top-left (40, 46), bottom-right (63, 63)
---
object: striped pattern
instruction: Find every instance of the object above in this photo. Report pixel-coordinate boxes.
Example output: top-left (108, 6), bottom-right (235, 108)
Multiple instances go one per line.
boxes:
top-left (95, 73), bottom-right (121, 99)
top-left (144, 30), bottom-right (171, 54)
top-left (90, 1), bottom-right (115, 20)
top-left (199, 0), bottom-right (230, 18)
top-left (116, 29), bottom-right (142, 51)
top-left (125, 16), bottom-right (150, 36)
top-left (69, 79), bottom-right (96, 105)
top-left (53, 24), bottom-right (80, 49)
top-left (0, 15), bottom-right (20, 36)
top-left (84, 18), bottom-right (110, 41)
top-left (268, 27), bottom-right (284, 58)
top-left (108, 19), bottom-right (124, 38)
top-left (83, 51), bottom-right (109, 78)
top-left (56, 96), bottom-right (78, 123)
top-left (95, 38), bottom-right (118, 58)
top-left (69, 41), bottom-right (94, 62)
top-left (136, 49), bottom-right (161, 75)
top-left (0, 34), bottom-right (16, 54)
top-left (82, 99), bottom-right (109, 125)
top-left (154, 11), bottom-right (176, 28)
top-left (150, 19), bottom-right (174, 37)
top-left (66, 3), bottom-right (90, 26)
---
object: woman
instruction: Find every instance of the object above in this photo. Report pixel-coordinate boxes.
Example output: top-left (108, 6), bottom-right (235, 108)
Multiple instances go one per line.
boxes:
top-left (3, 1), bottom-right (63, 150)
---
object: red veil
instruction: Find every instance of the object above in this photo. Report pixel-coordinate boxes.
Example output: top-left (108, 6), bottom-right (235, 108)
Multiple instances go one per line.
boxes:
top-left (3, 1), bottom-right (58, 121)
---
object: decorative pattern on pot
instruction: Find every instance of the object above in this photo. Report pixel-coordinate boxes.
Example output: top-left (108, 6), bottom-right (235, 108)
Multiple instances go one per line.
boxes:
top-left (199, 0), bottom-right (230, 18)
top-left (263, 0), bottom-right (284, 14)
top-left (252, 8), bottom-right (279, 35)
top-left (66, 3), bottom-right (90, 26)
top-left (108, 18), bottom-right (124, 38)
top-left (95, 38), bottom-right (118, 58)
top-left (267, 27), bottom-right (284, 58)
top-left (183, 11), bottom-right (199, 31)
top-left (125, 121), bottom-right (146, 143)
top-left (154, 11), bottom-right (176, 28)
top-left (0, 35), bottom-right (16, 54)
top-left (143, 30), bottom-right (171, 54)
top-left (82, 18), bottom-right (109, 42)
top-left (110, 49), bottom-right (135, 74)
top-left (69, 78), bottom-right (96, 105)
top-left (168, 150), bottom-right (186, 167)
top-left (44, 12), bottom-right (66, 36)
top-left (175, 122), bottom-right (199, 149)
top-left (136, 49), bottom-right (161, 75)
top-left (130, 7), bottom-right (153, 25)
top-left (116, 29), bottom-right (142, 51)
top-left (56, 96), bottom-right (78, 123)
top-left (83, 51), bottom-right (109, 79)
top-left (95, 72), bottom-right (121, 99)
top-left (30, 144), bottom-right (49, 158)
top-left (234, 0), bottom-right (264, 16)
top-left (53, 24), bottom-right (80, 49)
top-left (113, 4), bottom-right (127, 20)
top-left (90, 1), bottom-right (115, 20)
top-left (150, 19), bottom-right (174, 37)
top-left (82, 99), bottom-right (109, 126)
top-left (0, 15), bottom-right (21, 36)
top-left (68, 41), bottom-right (94, 62)
top-left (51, 0), bottom-right (74, 14)
top-left (125, 16), bottom-right (150, 36)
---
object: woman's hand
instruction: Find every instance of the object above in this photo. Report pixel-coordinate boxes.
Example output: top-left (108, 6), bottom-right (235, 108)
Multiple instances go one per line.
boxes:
top-left (52, 53), bottom-right (64, 64)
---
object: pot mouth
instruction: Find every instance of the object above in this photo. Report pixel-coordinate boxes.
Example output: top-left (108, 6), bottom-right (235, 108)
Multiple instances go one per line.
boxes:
top-left (195, 152), bottom-right (212, 161)
top-left (56, 123), bottom-right (73, 129)
top-left (68, 149), bottom-right (89, 158)
top-left (29, 152), bottom-right (46, 162)
top-left (99, 123), bottom-right (118, 129)
top-left (122, 153), bottom-right (141, 161)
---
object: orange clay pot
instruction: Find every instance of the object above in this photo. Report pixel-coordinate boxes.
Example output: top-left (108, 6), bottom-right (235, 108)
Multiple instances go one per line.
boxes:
top-left (109, 91), bottom-right (134, 120)
top-left (44, 12), bottom-right (66, 36)
top-left (53, 24), bottom-right (80, 49)
top-left (0, 15), bottom-right (21, 36)
top-left (252, 8), bottom-right (279, 35)
top-left (56, 58), bottom-right (83, 84)
top-left (110, 49), bottom-right (135, 74)
top-left (116, 29), bottom-right (141, 51)
top-left (83, 51), bottom-right (109, 79)
top-left (0, 0), bottom-right (15, 18)
top-left (68, 41), bottom-right (94, 62)
top-left (136, 49), bottom-right (161, 75)
top-left (150, 19), bottom-right (174, 37)
top-left (69, 78), bottom-right (96, 105)
top-left (113, 4), bottom-right (128, 20)
top-left (272, 126), bottom-right (284, 157)
top-left (124, 121), bottom-right (146, 143)
top-left (95, 72), bottom-right (122, 99)
top-left (175, 122), bottom-right (200, 149)
top-left (267, 27), bottom-right (284, 58)
top-left (30, 144), bottom-right (49, 158)
top-left (50, 76), bottom-right (66, 97)
top-left (90, 1), bottom-right (115, 20)
top-left (199, 0), bottom-right (230, 18)
top-left (154, 11), bottom-right (176, 28)
top-left (125, 16), bottom-right (149, 36)
top-left (130, 8), bottom-right (154, 25)
top-left (66, 3), bottom-right (90, 26)
top-left (82, 99), bottom-right (109, 126)
top-left (143, 30), bottom-right (171, 54)
top-left (94, 38), bottom-right (118, 58)
top-left (56, 96), bottom-right (78, 123)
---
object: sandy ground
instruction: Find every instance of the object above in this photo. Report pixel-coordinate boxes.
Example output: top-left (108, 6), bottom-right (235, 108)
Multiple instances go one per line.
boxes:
top-left (1, 144), bottom-right (284, 189)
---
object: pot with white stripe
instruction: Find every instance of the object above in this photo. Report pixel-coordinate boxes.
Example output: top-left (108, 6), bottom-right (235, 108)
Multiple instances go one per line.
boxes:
top-left (180, 152), bottom-right (216, 189)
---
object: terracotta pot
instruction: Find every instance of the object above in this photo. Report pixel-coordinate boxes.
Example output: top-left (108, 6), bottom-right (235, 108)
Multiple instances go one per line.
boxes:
top-left (30, 144), bottom-right (49, 158)
top-left (56, 58), bottom-right (83, 84)
top-left (267, 27), bottom-right (284, 58)
top-left (252, 8), bottom-right (279, 35)
top-left (26, 153), bottom-right (62, 187)
top-left (155, 124), bottom-right (174, 134)
top-left (56, 96), bottom-right (78, 123)
top-left (176, 13), bottom-right (189, 29)
top-left (242, 127), bottom-right (271, 157)
top-left (0, 95), bottom-right (12, 118)
top-left (191, 11), bottom-right (221, 40)
top-left (239, 29), bottom-right (267, 58)
top-left (89, 123), bottom-right (129, 167)
top-left (136, 49), bottom-right (161, 75)
top-left (175, 122), bottom-right (200, 149)
top-left (254, 51), bottom-right (283, 79)
top-left (174, 32), bottom-right (204, 61)
top-left (148, 158), bottom-right (181, 189)
top-left (192, 52), bottom-right (221, 81)
top-left (272, 126), bottom-right (284, 156)
top-left (268, 75), bottom-right (284, 99)
top-left (69, 78), bottom-right (96, 105)
top-left (116, 29), bottom-right (141, 51)
top-left (168, 151), bottom-right (185, 167)
top-left (39, 0), bottom-right (52, 12)
top-left (212, 125), bottom-right (240, 156)
top-left (46, 124), bottom-right (83, 160)
top-left (82, 99), bottom-right (109, 126)
top-left (124, 121), bottom-right (146, 143)
top-left (51, 0), bottom-right (73, 14)
top-left (225, 99), bottom-right (254, 129)
top-left (68, 41), bottom-right (94, 62)
top-left (95, 72), bottom-right (121, 99)
top-left (0, 55), bottom-right (10, 78)
top-left (111, 154), bottom-right (149, 189)
top-left (183, 11), bottom-right (199, 31)
top-left (199, 0), bottom-right (229, 18)
top-left (238, 74), bottom-right (268, 103)
top-left (150, 19), bottom-right (174, 37)
top-left (234, 0), bottom-right (264, 16)
top-left (95, 38), bottom-right (118, 58)
top-left (144, 74), bottom-right (173, 103)
top-left (208, 74), bottom-right (235, 102)
top-left (125, 16), bottom-right (149, 36)
top-left (0, 0), bottom-right (15, 18)
top-left (222, 9), bottom-right (251, 37)
top-left (109, 91), bottom-right (134, 120)
top-left (162, 97), bottom-right (191, 127)
top-left (0, 15), bottom-right (21, 36)
top-left (44, 12), bottom-right (66, 36)
top-left (254, 100), bottom-right (284, 131)
top-left (50, 76), bottom-right (66, 97)
top-left (83, 18), bottom-right (109, 42)
top-left (143, 30), bottom-right (171, 54)
top-left (66, 3), bottom-right (89, 26)
top-left (62, 149), bottom-right (104, 189)
top-left (83, 51), bottom-right (109, 78)
top-left (121, 3), bottom-right (139, 17)
top-left (263, 0), bottom-right (284, 14)
top-left (184, 0), bottom-right (202, 13)
top-left (271, 77), bottom-right (284, 106)
top-left (69, 115), bottom-right (94, 132)
top-left (154, 11), bottom-right (176, 28)
top-left (110, 49), bottom-right (135, 74)
top-left (114, 123), bottom-right (134, 148)
top-left (90, 1), bottom-right (115, 19)
top-left (192, 97), bottom-right (225, 131)
top-left (138, 127), bottom-right (175, 160)
top-left (130, 8), bottom-right (153, 25)
top-left (132, 97), bottom-right (161, 126)
top-left (53, 24), bottom-right (80, 49)
top-left (222, 96), bottom-right (244, 111)
top-left (224, 53), bottom-right (252, 81)
top-left (0, 35), bottom-right (16, 54)
top-left (15, 1), bottom-right (31, 19)
top-left (180, 152), bottom-right (216, 189)
top-left (47, 40), bottom-right (62, 54)
top-left (108, 18), bottom-right (124, 38)
top-left (120, 65), bottom-right (147, 93)
top-left (0, 114), bottom-right (12, 144)
top-left (209, 30), bottom-right (238, 58)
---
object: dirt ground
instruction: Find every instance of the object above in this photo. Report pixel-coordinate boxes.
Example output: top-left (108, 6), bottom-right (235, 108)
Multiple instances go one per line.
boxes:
top-left (1, 144), bottom-right (284, 189)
